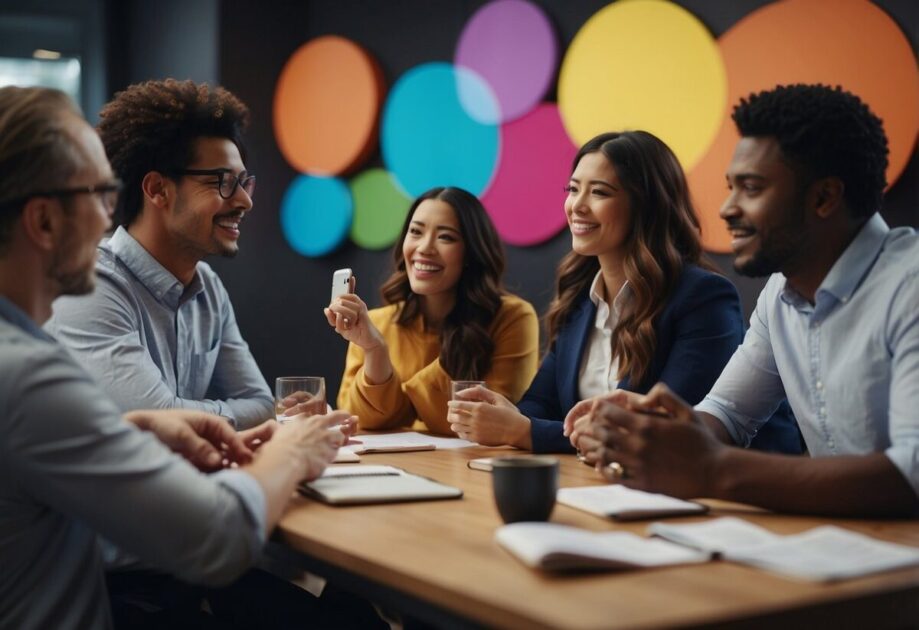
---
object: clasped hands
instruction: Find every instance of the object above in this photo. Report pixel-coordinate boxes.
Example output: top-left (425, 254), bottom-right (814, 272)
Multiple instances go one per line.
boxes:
top-left (564, 383), bottom-right (724, 498)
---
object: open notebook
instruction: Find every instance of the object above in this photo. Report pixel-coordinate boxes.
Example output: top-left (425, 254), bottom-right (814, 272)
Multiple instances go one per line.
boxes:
top-left (496, 522), bottom-right (709, 571)
top-left (649, 517), bottom-right (919, 582)
top-left (300, 465), bottom-right (463, 505)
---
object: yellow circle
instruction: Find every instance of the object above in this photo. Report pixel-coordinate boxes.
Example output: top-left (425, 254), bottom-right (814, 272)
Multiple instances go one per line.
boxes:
top-left (558, 0), bottom-right (726, 170)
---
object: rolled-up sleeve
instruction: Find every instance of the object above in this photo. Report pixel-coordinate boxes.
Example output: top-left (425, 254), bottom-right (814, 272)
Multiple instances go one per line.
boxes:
top-left (696, 283), bottom-right (786, 447)
top-left (7, 347), bottom-right (266, 586)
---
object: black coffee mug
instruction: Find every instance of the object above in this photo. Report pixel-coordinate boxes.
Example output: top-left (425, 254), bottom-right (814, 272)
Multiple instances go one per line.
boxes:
top-left (491, 456), bottom-right (559, 523)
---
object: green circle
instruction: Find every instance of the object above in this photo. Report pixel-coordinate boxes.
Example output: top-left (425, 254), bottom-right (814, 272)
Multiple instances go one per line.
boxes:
top-left (349, 168), bottom-right (412, 250)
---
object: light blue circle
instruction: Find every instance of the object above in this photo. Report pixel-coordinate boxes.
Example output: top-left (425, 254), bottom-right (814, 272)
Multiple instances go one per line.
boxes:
top-left (381, 62), bottom-right (500, 198)
top-left (280, 175), bottom-right (352, 257)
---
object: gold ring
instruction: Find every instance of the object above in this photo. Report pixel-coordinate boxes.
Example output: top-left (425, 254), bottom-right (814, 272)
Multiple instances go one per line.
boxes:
top-left (604, 461), bottom-right (626, 481)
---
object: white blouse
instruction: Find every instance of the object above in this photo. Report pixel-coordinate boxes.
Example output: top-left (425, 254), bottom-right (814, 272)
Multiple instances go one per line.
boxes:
top-left (578, 271), bottom-right (631, 400)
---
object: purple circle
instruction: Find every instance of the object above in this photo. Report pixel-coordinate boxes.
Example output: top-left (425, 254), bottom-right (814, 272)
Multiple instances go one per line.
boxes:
top-left (455, 0), bottom-right (558, 123)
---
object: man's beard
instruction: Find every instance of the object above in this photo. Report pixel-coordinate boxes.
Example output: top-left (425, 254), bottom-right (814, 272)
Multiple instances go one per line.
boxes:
top-left (734, 200), bottom-right (809, 278)
top-left (734, 225), bottom-right (808, 277)
top-left (49, 248), bottom-right (95, 296)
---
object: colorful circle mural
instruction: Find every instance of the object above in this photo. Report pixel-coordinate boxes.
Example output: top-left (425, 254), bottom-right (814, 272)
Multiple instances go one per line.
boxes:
top-left (349, 169), bottom-right (412, 250)
top-left (274, 36), bottom-right (384, 176)
top-left (381, 62), bottom-right (500, 198)
top-left (455, 0), bottom-right (558, 123)
top-left (481, 104), bottom-right (577, 246)
top-left (280, 175), bottom-right (352, 257)
top-left (687, 0), bottom-right (919, 252)
top-left (272, 1), bottom-right (918, 258)
top-left (558, 0), bottom-right (726, 170)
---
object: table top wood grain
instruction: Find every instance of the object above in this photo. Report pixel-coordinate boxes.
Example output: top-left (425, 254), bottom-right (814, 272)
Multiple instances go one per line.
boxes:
top-left (275, 445), bottom-right (919, 629)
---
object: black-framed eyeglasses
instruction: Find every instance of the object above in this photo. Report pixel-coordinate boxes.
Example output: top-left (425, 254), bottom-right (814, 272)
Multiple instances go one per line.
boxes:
top-left (176, 169), bottom-right (256, 200)
top-left (25, 180), bottom-right (123, 212)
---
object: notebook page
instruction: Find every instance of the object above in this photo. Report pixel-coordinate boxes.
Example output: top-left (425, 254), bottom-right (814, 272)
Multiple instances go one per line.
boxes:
top-left (725, 526), bottom-right (919, 581)
top-left (649, 517), bottom-right (781, 554)
top-left (496, 523), bottom-right (709, 570)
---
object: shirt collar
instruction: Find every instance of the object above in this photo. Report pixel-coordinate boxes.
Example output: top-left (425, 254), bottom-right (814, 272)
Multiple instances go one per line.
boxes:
top-left (588, 271), bottom-right (630, 327)
top-left (108, 226), bottom-right (204, 307)
top-left (780, 213), bottom-right (889, 307)
top-left (0, 295), bottom-right (55, 341)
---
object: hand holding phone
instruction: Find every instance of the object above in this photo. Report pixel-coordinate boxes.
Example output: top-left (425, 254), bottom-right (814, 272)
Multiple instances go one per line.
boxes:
top-left (330, 268), bottom-right (353, 303)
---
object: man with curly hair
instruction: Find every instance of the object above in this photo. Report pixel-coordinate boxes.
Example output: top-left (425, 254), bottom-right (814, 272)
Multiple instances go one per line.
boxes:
top-left (0, 85), bottom-right (347, 630)
top-left (579, 84), bottom-right (919, 517)
top-left (46, 79), bottom-right (274, 429)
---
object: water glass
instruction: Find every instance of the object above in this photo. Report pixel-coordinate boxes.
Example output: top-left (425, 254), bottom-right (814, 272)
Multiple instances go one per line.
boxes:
top-left (275, 376), bottom-right (325, 423)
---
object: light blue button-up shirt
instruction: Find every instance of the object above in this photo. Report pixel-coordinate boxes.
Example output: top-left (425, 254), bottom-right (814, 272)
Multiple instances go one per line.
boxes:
top-left (0, 296), bottom-right (266, 630)
top-left (46, 227), bottom-right (273, 429)
top-left (697, 214), bottom-right (919, 497)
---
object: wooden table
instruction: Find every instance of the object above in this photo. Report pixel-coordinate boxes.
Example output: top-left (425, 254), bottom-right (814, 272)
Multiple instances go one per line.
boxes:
top-left (273, 446), bottom-right (919, 629)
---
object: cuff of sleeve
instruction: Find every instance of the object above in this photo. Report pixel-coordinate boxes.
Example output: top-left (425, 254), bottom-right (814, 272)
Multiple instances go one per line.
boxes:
top-left (885, 445), bottom-right (919, 499)
top-left (212, 469), bottom-right (267, 551)
top-left (214, 402), bottom-right (238, 430)
top-left (695, 396), bottom-right (748, 447)
top-left (529, 416), bottom-right (576, 454)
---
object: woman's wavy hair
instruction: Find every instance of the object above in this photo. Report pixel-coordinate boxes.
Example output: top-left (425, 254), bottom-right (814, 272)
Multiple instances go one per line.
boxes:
top-left (544, 131), bottom-right (715, 387)
top-left (380, 187), bottom-right (505, 380)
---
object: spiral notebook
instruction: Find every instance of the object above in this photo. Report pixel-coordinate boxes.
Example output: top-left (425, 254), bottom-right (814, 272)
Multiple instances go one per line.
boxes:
top-left (300, 465), bottom-right (463, 505)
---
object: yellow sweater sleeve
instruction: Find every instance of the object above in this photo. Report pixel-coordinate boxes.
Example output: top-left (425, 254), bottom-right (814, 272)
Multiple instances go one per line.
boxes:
top-left (336, 296), bottom-right (539, 435)
top-left (404, 295), bottom-right (539, 435)
top-left (336, 335), bottom-right (415, 430)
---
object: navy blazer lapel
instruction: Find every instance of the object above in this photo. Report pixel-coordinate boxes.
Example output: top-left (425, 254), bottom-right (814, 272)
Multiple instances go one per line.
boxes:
top-left (558, 296), bottom-right (596, 411)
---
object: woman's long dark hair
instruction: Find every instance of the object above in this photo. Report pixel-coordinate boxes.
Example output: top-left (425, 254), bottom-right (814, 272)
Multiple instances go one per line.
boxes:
top-left (544, 131), bottom-right (715, 387)
top-left (380, 187), bottom-right (505, 380)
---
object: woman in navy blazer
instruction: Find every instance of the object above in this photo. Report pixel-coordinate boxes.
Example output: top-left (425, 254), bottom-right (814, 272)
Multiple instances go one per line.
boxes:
top-left (448, 131), bottom-right (801, 454)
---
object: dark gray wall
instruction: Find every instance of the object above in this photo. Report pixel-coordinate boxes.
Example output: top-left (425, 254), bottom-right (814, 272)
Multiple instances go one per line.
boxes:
top-left (211, 0), bottom-right (918, 402)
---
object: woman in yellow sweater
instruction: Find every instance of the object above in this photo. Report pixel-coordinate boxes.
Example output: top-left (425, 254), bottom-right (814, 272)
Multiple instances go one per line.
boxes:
top-left (325, 186), bottom-right (539, 434)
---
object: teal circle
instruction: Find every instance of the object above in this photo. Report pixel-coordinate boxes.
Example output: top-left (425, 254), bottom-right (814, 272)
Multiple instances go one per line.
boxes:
top-left (280, 175), bottom-right (352, 257)
top-left (381, 62), bottom-right (500, 197)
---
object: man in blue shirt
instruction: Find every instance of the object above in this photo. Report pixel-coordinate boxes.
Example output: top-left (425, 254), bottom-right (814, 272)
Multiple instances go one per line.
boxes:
top-left (0, 85), bottom-right (346, 630)
top-left (46, 79), bottom-right (274, 429)
top-left (577, 84), bottom-right (919, 517)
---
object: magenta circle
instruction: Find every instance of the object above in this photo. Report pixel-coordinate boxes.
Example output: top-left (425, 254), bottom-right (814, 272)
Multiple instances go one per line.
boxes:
top-left (455, 0), bottom-right (558, 123)
top-left (481, 104), bottom-right (577, 246)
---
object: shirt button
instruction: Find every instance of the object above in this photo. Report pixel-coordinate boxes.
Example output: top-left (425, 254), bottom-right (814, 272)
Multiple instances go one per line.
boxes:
top-left (816, 380), bottom-right (823, 390)
top-left (819, 406), bottom-right (826, 415)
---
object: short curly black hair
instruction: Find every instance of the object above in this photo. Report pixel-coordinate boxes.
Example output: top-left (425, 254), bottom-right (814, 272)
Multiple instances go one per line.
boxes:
top-left (97, 79), bottom-right (250, 226)
top-left (732, 84), bottom-right (888, 219)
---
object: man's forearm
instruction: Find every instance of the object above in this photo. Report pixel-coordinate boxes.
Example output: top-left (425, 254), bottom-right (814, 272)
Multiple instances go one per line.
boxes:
top-left (698, 411), bottom-right (735, 444)
top-left (243, 454), bottom-right (304, 537)
top-left (709, 448), bottom-right (919, 517)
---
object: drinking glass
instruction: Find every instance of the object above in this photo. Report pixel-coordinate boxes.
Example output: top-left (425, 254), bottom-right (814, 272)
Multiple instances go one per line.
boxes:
top-left (451, 380), bottom-right (486, 400)
top-left (275, 376), bottom-right (326, 423)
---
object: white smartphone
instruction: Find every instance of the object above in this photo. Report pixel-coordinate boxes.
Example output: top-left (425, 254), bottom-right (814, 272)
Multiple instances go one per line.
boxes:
top-left (467, 457), bottom-right (495, 472)
top-left (330, 268), bottom-right (353, 302)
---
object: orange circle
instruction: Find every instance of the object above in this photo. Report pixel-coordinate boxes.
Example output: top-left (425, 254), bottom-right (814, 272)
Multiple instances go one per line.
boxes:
top-left (273, 36), bottom-right (384, 176)
top-left (688, 0), bottom-right (919, 253)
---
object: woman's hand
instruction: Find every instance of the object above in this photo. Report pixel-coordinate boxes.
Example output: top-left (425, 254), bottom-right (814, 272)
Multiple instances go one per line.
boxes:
top-left (324, 281), bottom-right (385, 352)
top-left (447, 387), bottom-right (532, 449)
